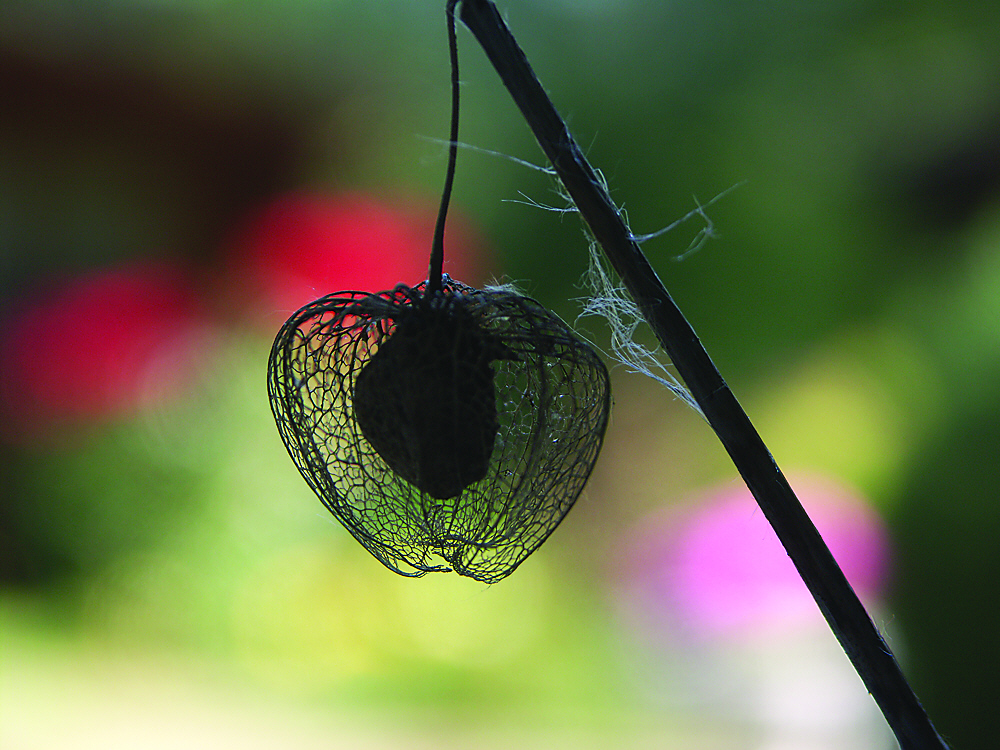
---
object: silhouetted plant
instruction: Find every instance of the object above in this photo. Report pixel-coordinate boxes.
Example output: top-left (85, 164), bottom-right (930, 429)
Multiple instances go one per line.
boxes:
top-left (267, 0), bottom-right (610, 583)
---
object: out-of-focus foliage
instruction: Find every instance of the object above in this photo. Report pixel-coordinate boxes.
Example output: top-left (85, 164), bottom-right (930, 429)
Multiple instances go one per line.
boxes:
top-left (2, 0), bottom-right (999, 747)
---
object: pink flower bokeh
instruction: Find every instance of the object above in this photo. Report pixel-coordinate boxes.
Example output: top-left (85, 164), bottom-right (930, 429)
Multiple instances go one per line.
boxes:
top-left (621, 475), bottom-right (892, 640)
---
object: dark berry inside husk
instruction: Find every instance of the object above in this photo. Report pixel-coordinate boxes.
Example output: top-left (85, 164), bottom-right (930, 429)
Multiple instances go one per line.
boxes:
top-left (353, 299), bottom-right (502, 499)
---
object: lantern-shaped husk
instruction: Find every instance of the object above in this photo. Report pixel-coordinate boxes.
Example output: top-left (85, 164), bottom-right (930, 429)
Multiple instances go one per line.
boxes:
top-left (268, 277), bottom-right (611, 583)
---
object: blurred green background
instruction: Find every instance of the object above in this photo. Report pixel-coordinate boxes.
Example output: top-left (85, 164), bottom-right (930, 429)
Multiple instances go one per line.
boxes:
top-left (2, 0), bottom-right (999, 748)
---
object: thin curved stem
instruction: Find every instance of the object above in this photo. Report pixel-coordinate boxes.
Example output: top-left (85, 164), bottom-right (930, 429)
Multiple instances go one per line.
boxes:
top-left (427, 0), bottom-right (463, 295)
top-left (454, 1), bottom-right (948, 748)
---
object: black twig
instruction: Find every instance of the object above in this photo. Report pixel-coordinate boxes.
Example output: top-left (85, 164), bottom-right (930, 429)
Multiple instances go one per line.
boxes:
top-left (453, 1), bottom-right (948, 747)
top-left (427, 0), bottom-right (463, 294)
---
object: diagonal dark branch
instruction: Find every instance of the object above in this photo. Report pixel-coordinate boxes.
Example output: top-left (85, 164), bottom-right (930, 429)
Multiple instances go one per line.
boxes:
top-left (454, 1), bottom-right (948, 747)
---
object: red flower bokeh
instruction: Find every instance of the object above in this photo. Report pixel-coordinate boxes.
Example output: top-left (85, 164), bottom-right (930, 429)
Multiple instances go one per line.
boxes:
top-left (0, 191), bottom-right (488, 440)
top-left (0, 260), bottom-right (206, 438)
top-left (223, 191), bottom-right (487, 327)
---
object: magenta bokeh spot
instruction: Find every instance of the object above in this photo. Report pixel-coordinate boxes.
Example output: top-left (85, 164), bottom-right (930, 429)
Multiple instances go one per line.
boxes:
top-left (623, 476), bottom-right (891, 638)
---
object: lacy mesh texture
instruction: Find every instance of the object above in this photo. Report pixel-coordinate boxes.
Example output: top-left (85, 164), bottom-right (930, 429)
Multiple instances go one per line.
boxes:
top-left (268, 278), bottom-right (611, 583)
